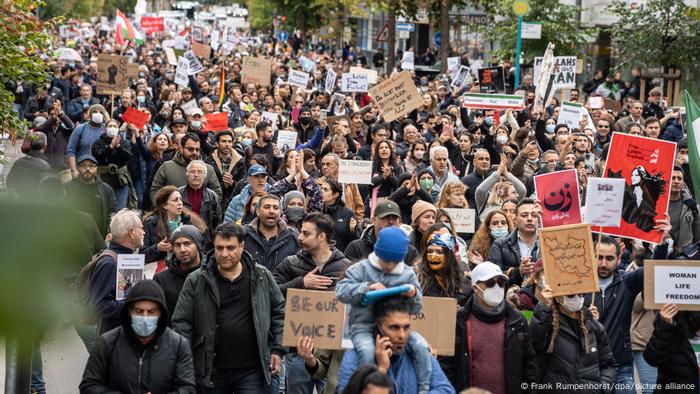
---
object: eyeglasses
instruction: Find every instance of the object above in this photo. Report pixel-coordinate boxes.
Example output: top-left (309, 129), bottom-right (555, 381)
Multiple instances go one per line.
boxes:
top-left (482, 277), bottom-right (507, 288)
top-left (79, 163), bottom-right (97, 169)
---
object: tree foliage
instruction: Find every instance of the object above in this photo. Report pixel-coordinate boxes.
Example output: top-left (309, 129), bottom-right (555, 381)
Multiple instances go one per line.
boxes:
top-left (607, 0), bottom-right (700, 69)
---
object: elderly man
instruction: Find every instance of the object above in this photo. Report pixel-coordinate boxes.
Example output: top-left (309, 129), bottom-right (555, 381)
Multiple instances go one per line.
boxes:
top-left (178, 159), bottom-right (221, 249)
top-left (426, 146), bottom-right (459, 192)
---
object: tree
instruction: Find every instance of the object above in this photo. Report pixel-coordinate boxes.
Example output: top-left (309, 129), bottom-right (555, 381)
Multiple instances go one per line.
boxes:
top-left (476, 0), bottom-right (596, 63)
top-left (607, 0), bottom-right (700, 70)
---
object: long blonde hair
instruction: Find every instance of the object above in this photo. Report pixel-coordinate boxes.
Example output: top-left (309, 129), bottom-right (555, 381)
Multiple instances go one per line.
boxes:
top-left (486, 181), bottom-right (515, 206)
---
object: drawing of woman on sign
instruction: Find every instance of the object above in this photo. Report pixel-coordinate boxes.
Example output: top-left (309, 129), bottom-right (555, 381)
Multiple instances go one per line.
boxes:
top-left (609, 166), bottom-right (666, 232)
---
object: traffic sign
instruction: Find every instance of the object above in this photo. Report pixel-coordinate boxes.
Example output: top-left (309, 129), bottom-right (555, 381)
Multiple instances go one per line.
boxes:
top-left (521, 21), bottom-right (542, 39)
top-left (434, 31), bottom-right (442, 47)
top-left (278, 31), bottom-right (288, 41)
top-left (513, 0), bottom-right (531, 16)
top-left (376, 23), bottom-right (388, 42)
top-left (396, 22), bottom-right (415, 32)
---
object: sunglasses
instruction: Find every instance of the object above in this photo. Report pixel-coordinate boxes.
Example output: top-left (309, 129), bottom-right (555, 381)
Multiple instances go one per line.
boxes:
top-left (482, 277), bottom-right (507, 288)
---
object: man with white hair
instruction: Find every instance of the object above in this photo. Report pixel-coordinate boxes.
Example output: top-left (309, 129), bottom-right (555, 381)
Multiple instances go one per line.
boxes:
top-left (178, 159), bottom-right (221, 249)
top-left (426, 146), bottom-right (459, 191)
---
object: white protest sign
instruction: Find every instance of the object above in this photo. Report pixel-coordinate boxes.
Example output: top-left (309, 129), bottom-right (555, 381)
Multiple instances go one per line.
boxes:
top-left (116, 254), bottom-right (145, 300)
top-left (288, 70), bottom-right (310, 89)
top-left (338, 160), bottom-right (372, 185)
top-left (164, 47), bottom-right (178, 66)
top-left (175, 57), bottom-right (190, 87)
top-left (521, 22), bottom-right (542, 39)
top-left (589, 96), bottom-right (604, 109)
top-left (262, 111), bottom-right (278, 130)
top-left (534, 56), bottom-right (577, 89)
top-left (299, 56), bottom-right (315, 72)
top-left (210, 30), bottom-right (221, 51)
top-left (184, 50), bottom-right (204, 75)
top-left (451, 66), bottom-right (472, 89)
top-left (276, 129), bottom-right (297, 152)
top-left (180, 99), bottom-right (198, 115)
top-left (443, 208), bottom-right (476, 233)
top-left (645, 261), bottom-right (700, 311)
top-left (325, 69), bottom-right (337, 94)
top-left (557, 101), bottom-right (584, 131)
top-left (447, 57), bottom-right (460, 72)
top-left (349, 67), bottom-right (378, 84)
top-left (584, 177), bottom-right (625, 227)
top-left (461, 93), bottom-right (525, 110)
top-left (401, 51), bottom-right (415, 70)
top-left (341, 73), bottom-right (369, 92)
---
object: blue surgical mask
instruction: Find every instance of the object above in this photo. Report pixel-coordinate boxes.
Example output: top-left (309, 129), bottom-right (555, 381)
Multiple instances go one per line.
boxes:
top-left (131, 315), bottom-right (159, 337)
top-left (136, 96), bottom-right (146, 104)
top-left (545, 124), bottom-right (556, 134)
top-left (190, 120), bottom-right (202, 129)
top-left (490, 227), bottom-right (509, 239)
top-left (484, 116), bottom-right (494, 126)
top-left (241, 138), bottom-right (252, 147)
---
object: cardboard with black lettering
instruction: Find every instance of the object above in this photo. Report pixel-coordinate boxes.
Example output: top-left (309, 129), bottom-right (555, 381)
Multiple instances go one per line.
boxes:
top-left (283, 289), bottom-right (346, 349)
top-left (369, 71), bottom-right (423, 122)
top-left (97, 54), bottom-right (138, 95)
top-left (644, 260), bottom-right (700, 311)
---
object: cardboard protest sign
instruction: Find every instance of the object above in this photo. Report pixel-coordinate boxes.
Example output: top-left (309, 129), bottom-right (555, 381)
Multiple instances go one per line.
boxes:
top-left (447, 57), bottom-right (460, 72)
top-left (140, 16), bottom-right (164, 34)
top-left (276, 129), bottom-right (298, 152)
top-left (341, 73), bottom-right (369, 92)
top-left (338, 160), bottom-right (372, 185)
top-left (442, 209), bottom-right (476, 233)
top-left (174, 56), bottom-right (190, 87)
top-left (283, 289), bottom-right (345, 349)
top-left (601, 133), bottom-right (676, 244)
top-left (242, 57), bottom-right (272, 86)
top-left (203, 112), bottom-right (228, 132)
top-left (122, 107), bottom-right (149, 130)
top-left (192, 42), bottom-right (211, 59)
top-left (534, 56), bottom-right (577, 89)
top-left (644, 260), bottom-right (700, 311)
top-left (349, 67), bottom-right (379, 84)
top-left (368, 71), bottom-right (423, 122)
top-left (97, 54), bottom-right (138, 95)
top-left (288, 70), bottom-right (310, 89)
top-left (184, 50), bottom-right (204, 75)
top-left (164, 48), bottom-right (178, 66)
top-left (401, 51), bottom-right (415, 70)
top-left (539, 223), bottom-right (599, 297)
top-left (410, 297), bottom-right (457, 356)
top-left (461, 93), bottom-right (525, 111)
top-left (584, 177), bottom-right (625, 227)
top-left (116, 254), bottom-right (145, 300)
top-left (534, 169), bottom-right (582, 228)
top-left (478, 66), bottom-right (506, 94)
top-left (325, 69), bottom-right (337, 94)
top-left (557, 101), bottom-right (584, 131)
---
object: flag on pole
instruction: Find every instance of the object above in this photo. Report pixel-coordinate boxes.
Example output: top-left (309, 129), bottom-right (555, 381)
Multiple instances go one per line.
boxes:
top-left (218, 67), bottom-right (226, 108)
top-left (116, 9), bottom-right (144, 45)
top-left (683, 90), bottom-right (700, 199)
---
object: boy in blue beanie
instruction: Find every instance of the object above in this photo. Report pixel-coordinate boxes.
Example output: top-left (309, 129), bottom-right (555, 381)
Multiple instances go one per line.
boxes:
top-left (336, 227), bottom-right (432, 394)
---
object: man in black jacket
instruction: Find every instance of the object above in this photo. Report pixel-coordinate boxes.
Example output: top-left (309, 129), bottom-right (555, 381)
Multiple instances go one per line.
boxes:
top-left (65, 155), bottom-right (118, 237)
top-left (6, 131), bottom-right (51, 198)
top-left (154, 225), bottom-right (203, 319)
top-left (243, 194), bottom-right (300, 272)
top-left (461, 149), bottom-right (494, 209)
top-left (80, 280), bottom-right (196, 393)
top-left (488, 198), bottom-right (539, 286)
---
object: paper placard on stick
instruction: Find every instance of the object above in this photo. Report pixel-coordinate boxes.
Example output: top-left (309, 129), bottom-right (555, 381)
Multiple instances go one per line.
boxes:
top-left (341, 73), bottom-right (369, 92)
top-left (325, 69), bottom-right (337, 94)
top-left (116, 254), bottom-right (145, 300)
top-left (539, 223), bottom-right (599, 297)
top-left (164, 48), bottom-right (178, 66)
top-left (401, 51), bottom-right (415, 70)
top-left (451, 66), bottom-right (472, 89)
top-left (242, 57), bottom-right (272, 87)
top-left (184, 50), bottom-right (204, 75)
top-left (589, 96), bottom-right (604, 109)
top-left (410, 297), bottom-right (457, 356)
top-left (534, 56), bottom-right (577, 89)
top-left (97, 54), bottom-right (138, 95)
top-left (192, 42), bottom-right (211, 59)
top-left (644, 260), bottom-right (700, 311)
top-left (262, 111), bottom-right (278, 129)
top-left (442, 209), bottom-right (476, 233)
top-left (534, 169), bottom-right (582, 228)
top-left (368, 71), bottom-right (423, 122)
top-left (122, 107), bottom-right (149, 130)
top-left (447, 57), bottom-right (460, 72)
top-left (180, 99), bottom-right (198, 115)
top-left (276, 130), bottom-right (297, 152)
top-left (288, 70), bottom-right (310, 89)
top-left (557, 101), bottom-right (584, 131)
top-left (461, 93), bottom-right (525, 110)
top-left (584, 177), bottom-right (625, 227)
top-left (349, 67), bottom-right (378, 84)
top-left (174, 56), bottom-right (190, 87)
top-left (338, 160), bottom-right (372, 185)
top-left (282, 289), bottom-right (345, 349)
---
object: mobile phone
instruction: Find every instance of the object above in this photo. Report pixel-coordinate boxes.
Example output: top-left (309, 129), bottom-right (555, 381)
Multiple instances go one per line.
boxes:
top-left (373, 323), bottom-right (386, 338)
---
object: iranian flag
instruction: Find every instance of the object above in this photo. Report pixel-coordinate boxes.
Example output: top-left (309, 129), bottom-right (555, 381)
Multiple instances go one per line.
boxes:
top-left (116, 9), bottom-right (144, 45)
top-left (684, 90), bottom-right (700, 199)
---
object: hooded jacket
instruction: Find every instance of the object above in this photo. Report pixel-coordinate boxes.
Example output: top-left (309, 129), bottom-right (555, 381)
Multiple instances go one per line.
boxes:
top-left (80, 280), bottom-right (196, 393)
top-left (344, 224), bottom-right (419, 265)
top-left (149, 151), bottom-right (222, 202)
top-left (154, 252), bottom-right (203, 320)
top-left (273, 248), bottom-right (351, 296)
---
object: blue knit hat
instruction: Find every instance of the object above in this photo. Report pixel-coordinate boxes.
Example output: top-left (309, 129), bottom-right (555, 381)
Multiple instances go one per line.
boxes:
top-left (374, 227), bottom-right (409, 263)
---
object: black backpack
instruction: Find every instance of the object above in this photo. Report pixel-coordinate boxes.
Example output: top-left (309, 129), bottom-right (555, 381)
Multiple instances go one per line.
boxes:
top-left (71, 249), bottom-right (117, 324)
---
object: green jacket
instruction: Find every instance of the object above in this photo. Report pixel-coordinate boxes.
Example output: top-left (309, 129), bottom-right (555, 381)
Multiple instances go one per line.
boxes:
top-left (171, 250), bottom-right (286, 387)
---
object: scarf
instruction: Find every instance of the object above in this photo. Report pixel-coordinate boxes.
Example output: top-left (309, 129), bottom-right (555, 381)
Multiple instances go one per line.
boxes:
top-left (471, 297), bottom-right (506, 323)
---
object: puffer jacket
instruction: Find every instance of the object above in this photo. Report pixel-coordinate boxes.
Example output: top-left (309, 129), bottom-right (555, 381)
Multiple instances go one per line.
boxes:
top-left (171, 250), bottom-right (286, 388)
top-left (80, 280), bottom-right (196, 393)
top-left (273, 248), bottom-right (351, 296)
top-left (243, 218), bottom-right (300, 272)
top-left (324, 201), bottom-right (360, 253)
top-left (528, 303), bottom-right (617, 394)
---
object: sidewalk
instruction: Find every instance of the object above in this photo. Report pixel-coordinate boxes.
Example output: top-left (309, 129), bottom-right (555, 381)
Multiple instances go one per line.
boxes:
top-left (1, 137), bottom-right (24, 185)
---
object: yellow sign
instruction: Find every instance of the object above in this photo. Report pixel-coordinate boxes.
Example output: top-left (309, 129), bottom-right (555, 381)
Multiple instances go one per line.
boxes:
top-left (513, 0), bottom-right (531, 16)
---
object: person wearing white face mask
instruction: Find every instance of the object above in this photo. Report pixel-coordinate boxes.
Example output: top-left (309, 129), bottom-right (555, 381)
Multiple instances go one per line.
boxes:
top-left (91, 119), bottom-right (134, 209)
top-left (451, 261), bottom-right (539, 392)
top-left (528, 286), bottom-right (617, 393)
top-left (67, 104), bottom-right (109, 179)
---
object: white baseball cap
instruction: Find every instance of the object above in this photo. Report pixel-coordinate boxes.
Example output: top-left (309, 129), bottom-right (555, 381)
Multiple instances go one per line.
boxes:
top-left (471, 261), bottom-right (508, 284)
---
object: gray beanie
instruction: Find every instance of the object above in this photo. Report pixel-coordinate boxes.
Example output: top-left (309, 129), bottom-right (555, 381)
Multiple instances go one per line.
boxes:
top-left (170, 224), bottom-right (203, 250)
top-left (283, 190), bottom-right (305, 210)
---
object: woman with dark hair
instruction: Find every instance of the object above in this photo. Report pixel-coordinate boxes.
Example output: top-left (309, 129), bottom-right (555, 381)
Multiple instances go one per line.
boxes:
top-left (241, 191), bottom-right (266, 226)
top-left (367, 140), bottom-right (403, 218)
top-left (141, 185), bottom-right (207, 263)
top-left (153, 101), bottom-right (172, 131)
top-left (404, 139), bottom-right (429, 174)
top-left (341, 365), bottom-right (392, 394)
top-left (320, 178), bottom-right (359, 252)
top-left (467, 209), bottom-right (513, 268)
top-left (275, 149), bottom-right (299, 180)
top-left (619, 166), bottom-right (667, 232)
top-left (357, 123), bottom-right (391, 161)
top-left (417, 223), bottom-right (469, 305)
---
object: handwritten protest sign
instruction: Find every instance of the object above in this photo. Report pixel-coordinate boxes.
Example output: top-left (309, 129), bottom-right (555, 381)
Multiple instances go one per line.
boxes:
top-left (477, 66), bottom-right (506, 94)
top-left (180, 99), bottom-right (198, 116)
top-left (203, 112), bottom-right (228, 132)
top-left (601, 133), bottom-right (676, 244)
top-left (585, 177), bottom-right (625, 227)
top-left (338, 160), bottom-right (372, 185)
top-left (122, 107), bottom-right (149, 130)
top-left (540, 223), bottom-right (599, 297)
top-left (184, 50), bottom-right (204, 75)
top-left (288, 69), bottom-right (310, 89)
top-left (443, 208), bottom-right (476, 233)
top-left (283, 289), bottom-right (345, 349)
top-left (401, 51), bottom-right (415, 70)
top-left (461, 93), bottom-right (525, 110)
top-left (116, 254), bottom-right (145, 300)
top-left (192, 42), bottom-right (211, 59)
top-left (174, 57), bottom-right (190, 87)
top-left (369, 71), bottom-right (423, 122)
top-left (557, 101), bottom-right (584, 131)
top-left (164, 48), bottom-right (178, 66)
top-left (325, 69), bottom-right (337, 94)
top-left (242, 57), bottom-right (272, 86)
top-left (644, 260), bottom-right (700, 311)
top-left (276, 130), bottom-right (297, 152)
top-left (535, 169), bottom-right (582, 228)
top-left (410, 297), bottom-right (457, 356)
top-left (534, 56), bottom-right (577, 89)
top-left (349, 67), bottom-right (379, 84)
top-left (341, 73), bottom-right (369, 92)
top-left (97, 54), bottom-right (138, 95)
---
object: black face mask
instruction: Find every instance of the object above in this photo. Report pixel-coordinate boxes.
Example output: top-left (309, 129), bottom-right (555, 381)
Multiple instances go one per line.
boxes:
top-left (299, 116), bottom-right (311, 126)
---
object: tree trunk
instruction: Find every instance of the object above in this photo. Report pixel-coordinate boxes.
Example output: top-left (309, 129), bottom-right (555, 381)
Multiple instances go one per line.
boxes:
top-left (387, 0), bottom-right (397, 73)
top-left (439, 0), bottom-right (450, 73)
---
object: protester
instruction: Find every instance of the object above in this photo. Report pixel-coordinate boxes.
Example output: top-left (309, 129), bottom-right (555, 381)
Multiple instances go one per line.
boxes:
top-left (416, 224), bottom-right (469, 305)
top-left (65, 154), bottom-right (117, 237)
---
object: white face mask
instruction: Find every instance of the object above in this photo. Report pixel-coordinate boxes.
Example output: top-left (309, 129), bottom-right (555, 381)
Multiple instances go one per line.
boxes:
top-left (559, 295), bottom-right (584, 313)
top-left (91, 112), bottom-right (104, 124)
top-left (496, 135), bottom-right (508, 145)
top-left (477, 285), bottom-right (505, 307)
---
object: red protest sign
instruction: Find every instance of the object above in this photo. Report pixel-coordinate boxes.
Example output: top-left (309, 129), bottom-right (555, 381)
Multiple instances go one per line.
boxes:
top-left (122, 107), bottom-right (149, 130)
top-left (534, 169), bottom-right (582, 228)
top-left (601, 133), bottom-right (676, 244)
top-left (203, 112), bottom-right (228, 132)
top-left (140, 17), bottom-right (164, 34)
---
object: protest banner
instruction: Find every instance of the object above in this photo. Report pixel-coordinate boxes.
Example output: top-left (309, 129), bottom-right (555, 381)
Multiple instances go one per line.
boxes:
top-left (539, 223), bottom-right (599, 297)
top-left (174, 56), bottom-right (190, 87)
top-left (241, 57), bottom-right (272, 87)
top-left (140, 16), bottom-right (164, 34)
top-left (478, 66), bottom-right (506, 94)
top-left (164, 47), bottom-right (178, 66)
top-left (447, 57), bottom-right (460, 72)
top-left (203, 112), bottom-right (228, 132)
top-left (535, 169), bottom-right (582, 227)
top-left (97, 54), bottom-right (138, 95)
top-left (461, 93), bottom-right (525, 110)
top-left (299, 56), bottom-right (315, 72)
top-left (644, 260), bottom-right (700, 311)
top-left (443, 208), bottom-right (476, 233)
top-left (410, 297), bottom-right (457, 356)
top-left (288, 69), bottom-right (310, 89)
top-left (350, 67), bottom-right (379, 84)
top-left (183, 50), bottom-right (204, 75)
top-left (325, 69), bottom-right (337, 94)
top-left (451, 66), bottom-right (472, 89)
top-left (341, 73), bottom-right (369, 92)
top-left (534, 56), bottom-right (577, 89)
top-left (192, 42), bottom-right (211, 59)
top-left (283, 289), bottom-right (345, 349)
top-left (338, 160), bottom-right (372, 185)
top-left (584, 177), bottom-right (625, 227)
top-left (589, 96), bottom-right (604, 109)
top-left (368, 71), bottom-right (423, 122)
top-left (601, 133), bottom-right (676, 244)
top-left (401, 51), bottom-right (415, 70)
top-left (276, 130), bottom-right (298, 152)
top-left (122, 107), bottom-right (149, 130)
top-left (557, 101), bottom-right (584, 131)
top-left (116, 254), bottom-right (145, 300)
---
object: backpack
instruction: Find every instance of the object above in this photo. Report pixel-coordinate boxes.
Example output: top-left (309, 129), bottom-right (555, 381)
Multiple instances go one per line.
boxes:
top-left (72, 249), bottom-right (117, 325)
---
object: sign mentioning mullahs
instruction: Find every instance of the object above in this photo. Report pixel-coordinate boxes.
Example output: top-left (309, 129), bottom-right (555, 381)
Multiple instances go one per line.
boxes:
top-left (242, 57), bottom-right (272, 86)
top-left (533, 56), bottom-right (577, 89)
top-left (341, 73), bottom-right (369, 92)
top-left (644, 260), bottom-right (700, 311)
top-left (283, 289), bottom-right (346, 349)
top-left (369, 71), bottom-right (423, 122)
top-left (338, 160), bottom-right (372, 185)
